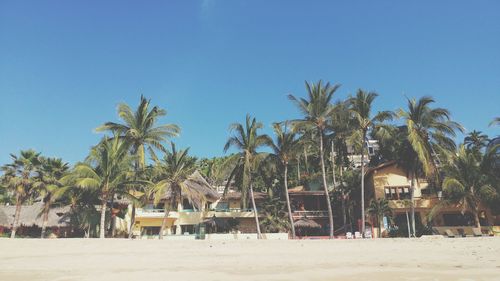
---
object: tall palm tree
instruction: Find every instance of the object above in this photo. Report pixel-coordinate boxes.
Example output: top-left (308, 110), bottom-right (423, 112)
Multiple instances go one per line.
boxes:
top-left (398, 96), bottom-right (463, 236)
top-left (464, 130), bottom-right (489, 152)
top-left (288, 80), bottom-right (339, 239)
top-left (35, 157), bottom-right (70, 238)
top-left (265, 122), bottom-right (301, 239)
top-left (152, 143), bottom-right (201, 239)
top-left (223, 115), bottom-right (269, 239)
top-left (440, 145), bottom-right (497, 228)
top-left (71, 137), bottom-right (132, 238)
top-left (96, 95), bottom-right (180, 238)
top-left (1, 150), bottom-right (41, 238)
top-left (349, 90), bottom-right (393, 237)
top-left (367, 198), bottom-right (392, 238)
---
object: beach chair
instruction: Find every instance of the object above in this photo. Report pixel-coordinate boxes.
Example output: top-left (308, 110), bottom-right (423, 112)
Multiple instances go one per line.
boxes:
top-left (354, 231), bottom-right (362, 239)
top-left (445, 229), bottom-right (456, 238)
top-left (472, 228), bottom-right (484, 237)
top-left (346, 232), bottom-right (353, 239)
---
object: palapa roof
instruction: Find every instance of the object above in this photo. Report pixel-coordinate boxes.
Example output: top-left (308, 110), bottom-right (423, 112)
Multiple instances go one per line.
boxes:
top-left (162, 171), bottom-right (220, 207)
top-left (0, 203), bottom-right (70, 228)
top-left (294, 218), bottom-right (322, 229)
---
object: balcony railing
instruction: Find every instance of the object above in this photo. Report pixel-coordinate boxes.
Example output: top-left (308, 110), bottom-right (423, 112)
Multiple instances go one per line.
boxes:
top-left (292, 210), bottom-right (329, 218)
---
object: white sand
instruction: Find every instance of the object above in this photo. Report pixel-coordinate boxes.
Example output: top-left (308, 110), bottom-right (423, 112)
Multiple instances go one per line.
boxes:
top-left (1, 237), bottom-right (499, 281)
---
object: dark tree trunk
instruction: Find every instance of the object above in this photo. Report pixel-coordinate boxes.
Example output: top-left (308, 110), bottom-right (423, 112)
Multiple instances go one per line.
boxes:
top-left (128, 203), bottom-right (136, 239)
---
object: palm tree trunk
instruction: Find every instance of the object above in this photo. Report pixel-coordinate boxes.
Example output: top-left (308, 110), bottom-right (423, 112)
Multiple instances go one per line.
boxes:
top-left (360, 132), bottom-right (366, 237)
top-left (297, 157), bottom-right (301, 182)
top-left (158, 194), bottom-right (177, 240)
top-left (249, 182), bottom-right (262, 239)
top-left (109, 193), bottom-right (116, 238)
top-left (99, 192), bottom-right (108, 239)
top-left (473, 208), bottom-right (481, 229)
top-left (341, 190), bottom-right (347, 227)
top-left (331, 140), bottom-right (337, 188)
top-left (41, 200), bottom-right (50, 239)
top-left (283, 164), bottom-right (296, 239)
top-left (319, 131), bottom-right (334, 239)
top-left (304, 147), bottom-right (309, 175)
top-left (128, 203), bottom-right (136, 239)
top-left (410, 171), bottom-right (416, 237)
top-left (378, 217), bottom-right (383, 238)
top-left (11, 195), bottom-right (22, 239)
top-left (406, 210), bottom-right (411, 238)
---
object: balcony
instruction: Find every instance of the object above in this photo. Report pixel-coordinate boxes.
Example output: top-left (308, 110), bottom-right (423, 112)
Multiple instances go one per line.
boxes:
top-left (292, 210), bottom-right (329, 219)
top-left (135, 208), bottom-right (180, 219)
top-left (206, 209), bottom-right (256, 218)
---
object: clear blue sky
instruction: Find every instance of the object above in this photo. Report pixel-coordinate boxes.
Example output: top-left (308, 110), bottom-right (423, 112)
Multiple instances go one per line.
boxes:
top-left (1, 1), bottom-right (499, 164)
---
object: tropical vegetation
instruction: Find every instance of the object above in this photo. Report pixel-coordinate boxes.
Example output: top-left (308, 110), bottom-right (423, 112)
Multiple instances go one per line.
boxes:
top-left (0, 86), bottom-right (498, 239)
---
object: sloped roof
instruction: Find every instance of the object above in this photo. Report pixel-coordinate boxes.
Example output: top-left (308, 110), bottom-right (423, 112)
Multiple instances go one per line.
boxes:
top-left (288, 186), bottom-right (325, 196)
top-left (364, 161), bottom-right (397, 177)
top-left (0, 203), bottom-right (70, 228)
top-left (162, 171), bottom-right (220, 207)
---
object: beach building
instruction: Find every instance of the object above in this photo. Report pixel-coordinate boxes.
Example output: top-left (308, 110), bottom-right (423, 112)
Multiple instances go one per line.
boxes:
top-left (0, 203), bottom-right (71, 237)
top-left (365, 161), bottom-right (499, 236)
top-left (288, 186), bottom-right (330, 237)
top-left (129, 171), bottom-right (267, 238)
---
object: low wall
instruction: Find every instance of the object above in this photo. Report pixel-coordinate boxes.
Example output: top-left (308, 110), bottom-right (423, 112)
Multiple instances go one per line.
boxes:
top-left (206, 233), bottom-right (289, 240)
top-left (140, 233), bottom-right (289, 240)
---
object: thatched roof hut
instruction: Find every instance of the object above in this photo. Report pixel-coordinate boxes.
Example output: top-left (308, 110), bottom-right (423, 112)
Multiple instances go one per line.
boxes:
top-left (0, 203), bottom-right (71, 228)
top-left (0, 208), bottom-right (9, 227)
top-left (294, 218), bottom-right (321, 229)
top-left (161, 171), bottom-right (220, 209)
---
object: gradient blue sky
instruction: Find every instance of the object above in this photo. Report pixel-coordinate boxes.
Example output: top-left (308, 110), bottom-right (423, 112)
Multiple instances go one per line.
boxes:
top-left (1, 1), bottom-right (499, 164)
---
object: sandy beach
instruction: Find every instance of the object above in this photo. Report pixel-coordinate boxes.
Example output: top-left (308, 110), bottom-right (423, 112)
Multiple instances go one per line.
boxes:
top-left (0, 237), bottom-right (499, 281)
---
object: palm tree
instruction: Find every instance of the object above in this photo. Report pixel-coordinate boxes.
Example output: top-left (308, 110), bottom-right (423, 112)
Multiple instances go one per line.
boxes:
top-left (288, 80), bottom-right (340, 238)
top-left (96, 95), bottom-right (180, 238)
top-left (223, 115), bottom-right (269, 239)
top-left (35, 157), bottom-right (70, 238)
top-left (266, 122), bottom-right (301, 239)
top-left (1, 150), bottom-right (41, 238)
top-left (401, 199), bottom-right (413, 238)
top-left (441, 145), bottom-right (497, 228)
top-left (398, 96), bottom-right (463, 236)
top-left (152, 143), bottom-right (201, 239)
top-left (464, 130), bottom-right (489, 152)
top-left (367, 198), bottom-right (392, 238)
top-left (489, 117), bottom-right (500, 127)
top-left (71, 137), bottom-right (132, 238)
top-left (349, 90), bottom-right (393, 237)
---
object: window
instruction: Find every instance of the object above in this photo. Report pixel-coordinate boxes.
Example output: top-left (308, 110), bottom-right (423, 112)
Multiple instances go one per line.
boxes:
top-left (181, 225), bottom-right (195, 235)
top-left (142, 227), bottom-right (160, 236)
top-left (384, 186), bottom-right (411, 200)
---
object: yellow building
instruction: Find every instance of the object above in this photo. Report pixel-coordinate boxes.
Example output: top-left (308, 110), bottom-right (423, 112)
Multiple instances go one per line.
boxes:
top-left (365, 161), bottom-right (497, 236)
top-left (127, 172), bottom-right (266, 238)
